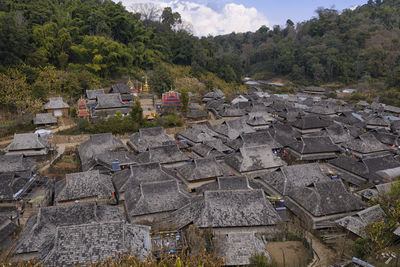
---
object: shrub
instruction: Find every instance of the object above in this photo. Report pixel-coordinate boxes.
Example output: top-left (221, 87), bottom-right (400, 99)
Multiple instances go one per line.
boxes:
top-left (249, 253), bottom-right (279, 267)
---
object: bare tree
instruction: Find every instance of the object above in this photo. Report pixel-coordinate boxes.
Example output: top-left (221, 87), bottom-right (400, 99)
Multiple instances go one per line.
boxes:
top-left (129, 2), bottom-right (162, 22)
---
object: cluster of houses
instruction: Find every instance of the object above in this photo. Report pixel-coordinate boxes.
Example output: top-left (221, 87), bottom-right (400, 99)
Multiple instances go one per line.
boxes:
top-left (1, 86), bottom-right (400, 265)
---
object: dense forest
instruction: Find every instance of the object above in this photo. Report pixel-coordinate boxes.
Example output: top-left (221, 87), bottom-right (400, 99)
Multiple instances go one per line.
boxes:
top-left (2, 0), bottom-right (400, 111)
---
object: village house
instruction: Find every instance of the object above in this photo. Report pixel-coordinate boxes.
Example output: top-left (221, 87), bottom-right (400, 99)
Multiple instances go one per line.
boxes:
top-left (78, 133), bottom-right (126, 171)
top-left (54, 170), bottom-right (116, 205)
top-left (365, 114), bottom-right (391, 130)
top-left (40, 221), bottom-right (151, 267)
top-left (44, 97), bottom-right (70, 117)
top-left (292, 116), bottom-right (331, 134)
top-left (302, 86), bottom-right (326, 95)
top-left (89, 150), bottom-right (138, 173)
top-left (92, 93), bottom-right (133, 118)
top-left (112, 162), bottom-right (178, 202)
top-left (268, 124), bottom-right (302, 147)
top-left (13, 202), bottom-right (124, 262)
top-left (177, 124), bottom-right (220, 146)
top-left (191, 139), bottom-right (233, 159)
top-left (138, 144), bottom-right (190, 166)
top-left (333, 154), bottom-right (400, 186)
top-left (344, 132), bottom-right (389, 158)
top-left (286, 136), bottom-right (339, 161)
top-left (226, 131), bottom-right (282, 151)
top-left (175, 157), bottom-right (227, 191)
top-left (325, 123), bottom-right (353, 144)
top-left (6, 133), bottom-right (51, 157)
top-left (225, 145), bottom-right (285, 175)
top-left (0, 214), bottom-right (18, 251)
top-left (85, 89), bottom-right (105, 108)
top-left (186, 109), bottom-right (208, 122)
top-left (212, 118), bottom-right (255, 140)
top-left (109, 83), bottom-right (134, 102)
top-left (127, 127), bottom-right (175, 153)
top-left (255, 163), bottom-right (331, 197)
top-left (284, 180), bottom-right (365, 229)
top-left (124, 179), bottom-right (191, 224)
top-left (357, 181), bottom-right (398, 201)
top-left (335, 205), bottom-right (386, 238)
top-left (33, 113), bottom-right (57, 126)
top-left (0, 154), bottom-right (37, 177)
top-left (202, 89), bottom-right (226, 103)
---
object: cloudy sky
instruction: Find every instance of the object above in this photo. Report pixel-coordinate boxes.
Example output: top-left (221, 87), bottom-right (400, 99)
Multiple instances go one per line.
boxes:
top-left (119, 0), bottom-right (367, 36)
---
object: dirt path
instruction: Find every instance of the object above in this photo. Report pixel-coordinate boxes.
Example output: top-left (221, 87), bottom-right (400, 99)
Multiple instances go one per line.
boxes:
top-left (267, 241), bottom-right (309, 266)
top-left (306, 232), bottom-right (336, 267)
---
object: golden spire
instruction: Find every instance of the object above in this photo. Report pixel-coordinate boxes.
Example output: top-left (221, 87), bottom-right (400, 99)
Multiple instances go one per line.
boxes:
top-left (143, 76), bottom-right (150, 93)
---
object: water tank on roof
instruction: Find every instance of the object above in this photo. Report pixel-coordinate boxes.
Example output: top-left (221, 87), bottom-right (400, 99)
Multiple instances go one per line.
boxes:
top-left (112, 159), bottom-right (121, 171)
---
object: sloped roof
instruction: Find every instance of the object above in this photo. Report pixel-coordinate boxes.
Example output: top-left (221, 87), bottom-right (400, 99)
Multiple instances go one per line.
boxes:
top-left (139, 144), bottom-right (189, 164)
top-left (125, 180), bottom-right (191, 217)
top-left (41, 222), bottom-right (151, 266)
top-left (0, 154), bottom-right (36, 174)
top-left (212, 118), bottom-right (255, 140)
top-left (94, 150), bottom-right (138, 170)
top-left (95, 93), bottom-right (131, 109)
top-left (6, 133), bottom-right (49, 151)
top-left (203, 89), bottom-right (226, 100)
top-left (197, 189), bottom-right (281, 228)
top-left (227, 131), bottom-right (282, 150)
top-left (55, 170), bottom-right (114, 202)
top-left (178, 124), bottom-right (218, 143)
top-left (366, 114), bottom-right (390, 127)
top-left (110, 84), bottom-right (131, 94)
top-left (176, 158), bottom-right (225, 182)
top-left (219, 107), bottom-right (246, 117)
top-left (225, 145), bottom-right (285, 173)
top-left (217, 176), bottom-right (250, 190)
top-left (288, 180), bottom-right (365, 217)
top-left (113, 162), bottom-right (177, 194)
top-left (78, 133), bottom-right (125, 171)
top-left (345, 132), bottom-right (388, 154)
top-left (259, 163), bottom-right (331, 196)
top-left (44, 97), bottom-right (69, 109)
top-left (325, 123), bottom-right (352, 144)
top-left (292, 116), bottom-right (330, 130)
top-left (268, 124), bottom-right (301, 146)
top-left (86, 89), bottom-right (105, 100)
top-left (187, 109), bottom-right (208, 119)
top-left (33, 113), bottom-right (57, 125)
top-left (288, 136), bottom-right (339, 154)
top-left (14, 203), bottom-right (123, 255)
top-left (336, 205), bottom-right (386, 237)
top-left (128, 127), bottom-right (175, 153)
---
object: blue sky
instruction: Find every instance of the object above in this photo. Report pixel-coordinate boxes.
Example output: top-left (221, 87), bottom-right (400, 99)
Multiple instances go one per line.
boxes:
top-left (122, 0), bottom-right (368, 36)
top-left (227, 0), bottom-right (367, 25)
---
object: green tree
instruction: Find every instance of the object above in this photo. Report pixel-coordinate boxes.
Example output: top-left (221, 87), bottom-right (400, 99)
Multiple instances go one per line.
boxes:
top-left (130, 99), bottom-right (144, 127)
top-left (180, 89), bottom-right (189, 114)
top-left (149, 64), bottom-right (175, 96)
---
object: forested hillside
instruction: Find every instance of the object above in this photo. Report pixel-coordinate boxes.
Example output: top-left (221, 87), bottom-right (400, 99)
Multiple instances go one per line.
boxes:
top-left (2, 0), bottom-right (400, 111)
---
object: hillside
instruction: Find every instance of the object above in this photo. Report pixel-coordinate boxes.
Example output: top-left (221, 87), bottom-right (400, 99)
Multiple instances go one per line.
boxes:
top-left (2, 0), bottom-right (400, 110)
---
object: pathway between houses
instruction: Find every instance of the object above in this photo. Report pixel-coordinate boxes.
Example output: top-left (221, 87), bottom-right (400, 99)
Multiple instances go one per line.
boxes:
top-left (306, 232), bottom-right (336, 267)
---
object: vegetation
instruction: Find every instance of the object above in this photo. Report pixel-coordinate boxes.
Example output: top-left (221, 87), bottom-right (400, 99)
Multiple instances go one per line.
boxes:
top-left (3, 250), bottom-right (225, 267)
top-left (352, 180), bottom-right (400, 259)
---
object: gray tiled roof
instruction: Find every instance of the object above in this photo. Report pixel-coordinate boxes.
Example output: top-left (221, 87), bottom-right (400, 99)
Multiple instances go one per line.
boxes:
top-left (86, 89), bottom-right (105, 100)
top-left (138, 144), bottom-right (189, 164)
top-left (288, 136), bottom-right (339, 154)
top-left (259, 163), bottom-right (331, 196)
top-left (125, 180), bottom-right (191, 217)
top-left (33, 113), bottom-right (57, 125)
top-left (7, 133), bottom-right (49, 151)
top-left (128, 127), bottom-right (175, 153)
top-left (110, 84), bottom-right (131, 94)
top-left (345, 132), bottom-right (388, 154)
top-left (225, 145), bottom-right (285, 173)
top-left (55, 170), bottom-right (115, 203)
top-left (0, 154), bottom-right (36, 174)
top-left (178, 124), bottom-right (219, 143)
top-left (336, 205), bottom-right (386, 237)
top-left (288, 180), bottom-right (365, 217)
top-left (14, 203), bottom-right (124, 255)
top-left (95, 93), bottom-right (131, 109)
top-left (41, 222), bottom-right (151, 266)
top-left (292, 116), bottom-right (330, 130)
top-left (78, 133), bottom-right (125, 171)
top-left (44, 97), bottom-right (69, 109)
top-left (212, 118), bottom-right (255, 140)
top-left (197, 189), bottom-right (281, 228)
top-left (175, 157), bottom-right (225, 182)
top-left (113, 162), bottom-right (177, 193)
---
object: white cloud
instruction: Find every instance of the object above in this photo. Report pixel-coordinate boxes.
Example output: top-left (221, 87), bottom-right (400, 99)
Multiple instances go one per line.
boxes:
top-left (120, 0), bottom-right (270, 37)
